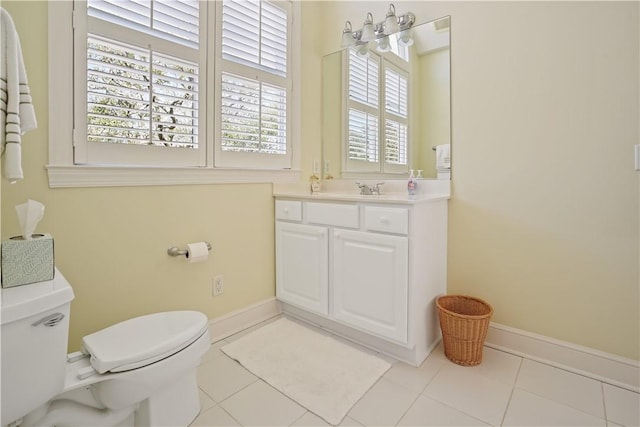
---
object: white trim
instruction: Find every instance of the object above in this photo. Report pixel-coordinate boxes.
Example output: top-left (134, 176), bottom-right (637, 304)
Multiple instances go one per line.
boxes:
top-left (207, 297), bottom-right (282, 342)
top-left (48, 1), bottom-right (74, 166)
top-left (46, 165), bottom-right (301, 188)
top-left (485, 322), bottom-right (640, 393)
top-left (203, 300), bottom-right (639, 393)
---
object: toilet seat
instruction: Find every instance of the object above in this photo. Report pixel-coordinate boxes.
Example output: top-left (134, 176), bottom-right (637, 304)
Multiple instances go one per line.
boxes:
top-left (82, 311), bottom-right (208, 374)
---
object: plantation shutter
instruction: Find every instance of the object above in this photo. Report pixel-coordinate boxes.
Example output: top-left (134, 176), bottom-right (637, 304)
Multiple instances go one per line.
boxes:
top-left (345, 49), bottom-right (380, 172)
top-left (348, 109), bottom-right (379, 163)
top-left (343, 49), bottom-right (410, 175)
top-left (216, 0), bottom-right (291, 168)
top-left (384, 65), bottom-right (408, 168)
top-left (76, 0), bottom-right (205, 166)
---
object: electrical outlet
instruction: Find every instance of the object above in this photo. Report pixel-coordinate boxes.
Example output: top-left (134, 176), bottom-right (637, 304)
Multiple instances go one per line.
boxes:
top-left (212, 275), bottom-right (224, 296)
top-left (313, 159), bottom-right (320, 176)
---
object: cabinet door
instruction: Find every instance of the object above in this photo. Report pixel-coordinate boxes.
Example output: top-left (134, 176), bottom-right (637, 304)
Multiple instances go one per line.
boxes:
top-left (276, 222), bottom-right (329, 315)
top-left (332, 230), bottom-right (408, 343)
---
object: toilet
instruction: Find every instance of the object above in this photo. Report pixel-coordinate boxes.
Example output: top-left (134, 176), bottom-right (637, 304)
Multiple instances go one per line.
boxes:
top-left (1, 269), bottom-right (211, 427)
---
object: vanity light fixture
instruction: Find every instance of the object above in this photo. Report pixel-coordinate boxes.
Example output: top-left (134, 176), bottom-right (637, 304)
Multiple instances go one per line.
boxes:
top-left (384, 4), bottom-right (400, 35)
top-left (342, 21), bottom-right (356, 47)
top-left (360, 13), bottom-right (376, 42)
top-left (341, 3), bottom-right (416, 49)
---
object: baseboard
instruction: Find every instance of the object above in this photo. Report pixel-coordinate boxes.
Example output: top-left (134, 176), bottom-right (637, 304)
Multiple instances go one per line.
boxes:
top-left (485, 322), bottom-right (639, 393)
top-left (206, 302), bottom-right (639, 393)
top-left (208, 298), bottom-right (282, 342)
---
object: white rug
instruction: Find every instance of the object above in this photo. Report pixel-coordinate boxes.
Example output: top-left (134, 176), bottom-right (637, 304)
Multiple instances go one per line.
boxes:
top-left (221, 318), bottom-right (390, 425)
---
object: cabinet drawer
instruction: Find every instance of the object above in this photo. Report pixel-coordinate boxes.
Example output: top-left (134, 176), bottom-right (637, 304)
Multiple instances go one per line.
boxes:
top-left (306, 202), bottom-right (359, 228)
top-left (364, 206), bottom-right (409, 235)
top-left (275, 200), bottom-right (302, 221)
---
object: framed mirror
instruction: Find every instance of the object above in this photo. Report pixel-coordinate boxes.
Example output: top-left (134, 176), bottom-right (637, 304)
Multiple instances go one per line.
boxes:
top-left (322, 16), bottom-right (451, 180)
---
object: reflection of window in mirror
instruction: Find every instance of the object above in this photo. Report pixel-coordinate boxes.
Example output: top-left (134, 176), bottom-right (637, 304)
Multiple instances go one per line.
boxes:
top-left (344, 49), bottom-right (409, 175)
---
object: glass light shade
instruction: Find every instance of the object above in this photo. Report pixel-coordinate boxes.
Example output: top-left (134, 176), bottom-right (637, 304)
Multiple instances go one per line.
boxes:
top-left (360, 13), bottom-right (375, 42)
top-left (356, 43), bottom-right (369, 57)
top-left (342, 31), bottom-right (355, 47)
top-left (360, 23), bottom-right (375, 42)
top-left (376, 36), bottom-right (391, 52)
top-left (384, 15), bottom-right (399, 35)
top-left (342, 21), bottom-right (355, 47)
top-left (398, 29), bottom-right (414, 46)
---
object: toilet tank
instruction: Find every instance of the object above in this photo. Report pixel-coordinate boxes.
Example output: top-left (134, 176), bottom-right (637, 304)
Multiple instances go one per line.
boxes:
top-left (1, 269), bottom-right (74, 425)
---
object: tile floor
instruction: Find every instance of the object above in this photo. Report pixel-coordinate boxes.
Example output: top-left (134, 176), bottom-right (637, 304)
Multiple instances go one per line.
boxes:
top-left (191, 317), bottom-right (640, 427)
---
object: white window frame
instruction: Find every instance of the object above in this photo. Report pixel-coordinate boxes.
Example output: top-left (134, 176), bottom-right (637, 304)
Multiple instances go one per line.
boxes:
top-left (47, 1), bottom-right (301, 188)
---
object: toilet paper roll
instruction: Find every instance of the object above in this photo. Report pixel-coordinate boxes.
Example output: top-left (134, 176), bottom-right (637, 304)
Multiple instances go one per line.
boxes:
top-left (186, 242), bottom-right (209, 263)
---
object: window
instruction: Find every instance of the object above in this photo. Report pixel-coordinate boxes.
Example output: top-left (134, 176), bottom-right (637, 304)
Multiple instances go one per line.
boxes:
top-left (215, 0), bottom-right (292, 169)
top-left (383, 64), bottom-right (409, 173)
top-left (74, 0), bottom-right (205, 167)
top-left (344, 49), bottom-right (409, 175)
top-left (47, 0), bottom-right (300, 187)
top-left (345, 49), bottom-right (379, 173)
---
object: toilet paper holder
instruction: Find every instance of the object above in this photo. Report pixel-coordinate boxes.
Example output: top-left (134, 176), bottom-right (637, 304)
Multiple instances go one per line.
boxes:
top-left (167, 242), bottom-right (212, 257)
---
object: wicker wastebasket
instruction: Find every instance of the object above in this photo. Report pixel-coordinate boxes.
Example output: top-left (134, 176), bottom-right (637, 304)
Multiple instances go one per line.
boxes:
top-left (436, 295), bottom-right (493, 366)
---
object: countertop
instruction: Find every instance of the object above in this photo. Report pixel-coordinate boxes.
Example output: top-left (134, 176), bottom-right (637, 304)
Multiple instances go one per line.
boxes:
top-left (273, 179), bottom-right (450, 205)
top-left (273, 190), bottom-right (450, 204)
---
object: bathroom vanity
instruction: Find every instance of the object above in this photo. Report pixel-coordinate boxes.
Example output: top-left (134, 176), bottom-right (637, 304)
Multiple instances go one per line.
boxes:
top-left (273, 182), bottom-right (449, 366)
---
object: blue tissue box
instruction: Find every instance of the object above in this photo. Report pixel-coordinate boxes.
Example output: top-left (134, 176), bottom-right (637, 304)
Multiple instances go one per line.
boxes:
top-left (1, 234), bottom-right (55, 288)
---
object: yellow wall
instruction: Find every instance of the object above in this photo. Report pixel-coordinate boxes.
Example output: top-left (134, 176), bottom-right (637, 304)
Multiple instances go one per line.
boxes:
top-left (2, 1), bottom-right (638, 361)
top-left (416, 48), bottom-right (450, 175)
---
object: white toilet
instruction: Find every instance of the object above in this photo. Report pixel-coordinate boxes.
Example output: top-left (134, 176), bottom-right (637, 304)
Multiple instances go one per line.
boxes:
top-left (1, 269), bottom-right (211, 427)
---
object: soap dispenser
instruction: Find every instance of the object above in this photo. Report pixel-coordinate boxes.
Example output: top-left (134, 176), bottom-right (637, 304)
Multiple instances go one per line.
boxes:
top-left (407, 169), bottom-right (417, 197)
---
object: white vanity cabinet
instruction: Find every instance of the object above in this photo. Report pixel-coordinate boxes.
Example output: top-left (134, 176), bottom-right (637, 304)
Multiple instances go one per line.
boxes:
top-left (332, 228), bottom-right (408, 343)
top-left (275, 221), bottom-right (328, 316)
top-left (274, 194), bottom-right (448, 366)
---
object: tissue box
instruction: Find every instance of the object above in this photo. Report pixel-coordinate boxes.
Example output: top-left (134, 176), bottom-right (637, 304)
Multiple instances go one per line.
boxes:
top-left (1, 234), bottom-right (55, 288)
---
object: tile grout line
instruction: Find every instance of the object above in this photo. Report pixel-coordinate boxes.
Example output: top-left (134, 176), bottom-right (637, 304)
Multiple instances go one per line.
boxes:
top-left (393, 385), bottom-right (423, 427)
top-left (416, 364), bottom-right (496, 426)
top-left (389, 352), bottom-right (449, 426)
top-left (499, 355), bottom-right (524, 426)
top-left (600, 381), bottom-right (608, 425)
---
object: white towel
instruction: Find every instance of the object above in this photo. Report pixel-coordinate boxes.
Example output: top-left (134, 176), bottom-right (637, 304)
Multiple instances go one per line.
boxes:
top-left (1, 7), bottom-right (37, 183)
top-left (436, 144), bottom-right (451, 170)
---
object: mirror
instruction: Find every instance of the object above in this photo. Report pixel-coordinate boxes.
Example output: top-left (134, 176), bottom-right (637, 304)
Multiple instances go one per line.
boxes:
top-left (322, 16), bottom-right (451, 180)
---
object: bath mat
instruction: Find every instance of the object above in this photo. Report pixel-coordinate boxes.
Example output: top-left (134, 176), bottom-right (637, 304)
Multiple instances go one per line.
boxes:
top-left (221, 317), bottom-right (390, 425)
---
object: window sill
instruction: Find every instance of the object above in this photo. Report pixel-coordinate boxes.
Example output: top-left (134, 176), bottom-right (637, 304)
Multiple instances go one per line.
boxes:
top-left (46, 165), bottom-right (302, 188)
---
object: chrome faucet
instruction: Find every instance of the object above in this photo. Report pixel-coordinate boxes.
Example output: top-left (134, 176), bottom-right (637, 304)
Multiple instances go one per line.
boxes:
top-left (356, 182), bottom-right (372, 195)
top-left (356, 182), bottom-right (384, 195)
top-left (371, 182), bottom-right (384, 195)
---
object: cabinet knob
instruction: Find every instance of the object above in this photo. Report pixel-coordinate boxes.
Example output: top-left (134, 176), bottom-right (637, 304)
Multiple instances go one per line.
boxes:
top-left (283, 208), bottom-right (289, 214)
top-left (380, 216), bottom-right (389, 224)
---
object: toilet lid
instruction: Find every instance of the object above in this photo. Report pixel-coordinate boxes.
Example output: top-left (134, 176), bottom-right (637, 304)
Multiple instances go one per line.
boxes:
top-left (82, 311), bottom-right (208, 374)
